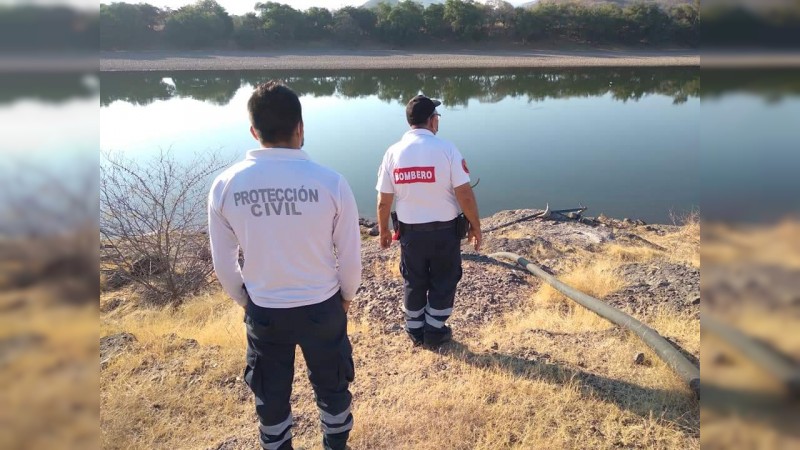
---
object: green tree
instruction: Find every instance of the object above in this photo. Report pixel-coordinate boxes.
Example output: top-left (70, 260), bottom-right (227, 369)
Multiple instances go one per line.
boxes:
top-left (232, 12), bottom-right (266, 49)
top-left (389, 1), bottom-right (424, 43)
top-left (513, 7), bottom-right (543, 43)
top-left (485, 0), bottom-right (515, 39)
top-left (621, 2), bottom-right (671, 44)
top-left (444, 0), bottom-right (485, 41)
top-left (164, 0), bottom-right (233, 48)
top-left (303, 6), bottom-right (333, 40)
top-left (255, 2), bottom-right (304, 41)
top-left (336, 6), bottom-right (377, 37)
top-left (667, 3), bottom-right (698, 46)
top-left (100, 2), bottom-right (163, 49)
top-left (375, 1), bottom-right (424, 45)
top-left (585, 4), bottom-right (625, 43)
top-left (332, 12), bottom-right (361, 44)
top-left (530, 2), bottom-right (573, 41)
top-left (423, 3), bottom-right (449, 39)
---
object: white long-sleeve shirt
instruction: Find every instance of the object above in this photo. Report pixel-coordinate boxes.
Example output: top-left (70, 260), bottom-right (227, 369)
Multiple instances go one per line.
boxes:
top-left (208, 148), bottom-right (362, 308)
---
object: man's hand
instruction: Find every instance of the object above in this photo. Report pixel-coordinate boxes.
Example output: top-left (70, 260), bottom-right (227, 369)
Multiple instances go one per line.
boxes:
top-left (454, 183), bottom-right (481, 252)
top-left (468, 227), bottom-right (482, 252)
top-left (342, 298), bottom-right (352, 313)
top-left (379, 229), bottom-right (393, 249)
top-left (377, 192), bottom-right (395, 250)
top-left (239, 286), bottom-right (249, 310)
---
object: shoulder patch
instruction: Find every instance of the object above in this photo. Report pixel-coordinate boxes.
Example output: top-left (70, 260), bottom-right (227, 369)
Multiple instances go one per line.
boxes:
top-left (461, 159), bottom-right (470, 174)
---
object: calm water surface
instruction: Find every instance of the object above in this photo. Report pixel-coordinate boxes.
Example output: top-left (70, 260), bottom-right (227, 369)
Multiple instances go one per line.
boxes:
top-left (99, 68), bottom-right (701, 223)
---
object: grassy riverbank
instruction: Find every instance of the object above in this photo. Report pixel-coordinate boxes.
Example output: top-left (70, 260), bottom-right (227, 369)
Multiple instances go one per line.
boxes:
top-left (100, 210), bottom-right (701, 449)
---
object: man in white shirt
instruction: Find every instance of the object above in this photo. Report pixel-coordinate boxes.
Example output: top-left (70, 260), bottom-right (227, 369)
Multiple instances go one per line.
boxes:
top-left (375, 94), bottom-right (481, 348)
top-left (208, 81), bottom-right (361, 450)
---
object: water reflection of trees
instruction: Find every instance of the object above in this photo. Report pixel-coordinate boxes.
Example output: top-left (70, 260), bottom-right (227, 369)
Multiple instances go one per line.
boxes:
top-left (100, 68), bottom-right (702, 107)
top-left (100, 73), bottom-right (175, 106)
top-left (702, 70), bottom-right (800, 103)
top-left (99, 73), bottom-right (241, 106)
top-left (171, 74), bottom-right (241, 105)
top-left (0, 74), bottom-right (96, 105)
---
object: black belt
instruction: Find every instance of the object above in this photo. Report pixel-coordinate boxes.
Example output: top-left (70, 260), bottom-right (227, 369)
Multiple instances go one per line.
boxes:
top-left (401, 218), bottom-right (457, 232)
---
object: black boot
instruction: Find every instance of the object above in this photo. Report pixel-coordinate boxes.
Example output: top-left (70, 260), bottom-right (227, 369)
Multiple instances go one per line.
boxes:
top-left (424, 325), bottom-right (452, 348)
top-left (406, 329), bottom-right (424, 347)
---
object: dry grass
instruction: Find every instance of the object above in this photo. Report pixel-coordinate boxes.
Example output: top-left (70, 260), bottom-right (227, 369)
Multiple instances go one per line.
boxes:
top-left (0, 287), bottom-right (98, 450)
top-left (371, 254), bottom-right (402, 281)
top-left (700, 309), bottom-right (800, 450)
top-left (702, 308), bottom-right (800, 395)
top-left (650, 210), bottom-right (700, 268)
top-left (494, 228), bottom-right (533, 241)
top-left (100, 226), bottom-right (701, 449)
top-left (352, 346), bottom-right (695, 450)
top-left (535, 258), bottom-right (626, 311)
top-left (102, 292), bottom-right (260, 449)
top-left (604, 243), bottom-right (661, 263)
top-left (700, 219), bottom-right (800, 449)
top-left (703, 219), bottom-right (800, 269)
top-left (102, 290), bottom-right (245, 351)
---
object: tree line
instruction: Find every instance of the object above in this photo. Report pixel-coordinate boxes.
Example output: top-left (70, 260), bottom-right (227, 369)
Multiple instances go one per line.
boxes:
top-left (703, 3), bottom-right (800, 47)
top-left (100, 68), bottom-right (699, 108)
top-left (100, 0), bottom-right (699, 50)
top-left (0, 5), bottom-right (97, 51)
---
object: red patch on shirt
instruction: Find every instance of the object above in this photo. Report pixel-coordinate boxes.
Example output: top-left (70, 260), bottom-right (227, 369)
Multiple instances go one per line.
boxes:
top-left (462, 159), bottom-right (470, 174)
top-left (394, 167), bottom-right (436, 184)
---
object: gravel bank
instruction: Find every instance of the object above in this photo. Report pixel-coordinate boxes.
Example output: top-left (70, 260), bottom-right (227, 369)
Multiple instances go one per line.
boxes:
top-left (100, 49), bottom-right (699, 71)
top-left (355, 209), bottom-right (699, 342)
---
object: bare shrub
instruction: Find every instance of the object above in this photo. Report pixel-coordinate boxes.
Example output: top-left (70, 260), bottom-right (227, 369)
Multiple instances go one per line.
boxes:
top-left (0, 159), bottom-right (99, 303)
top-left (100, 149), bottom-right (231, 305)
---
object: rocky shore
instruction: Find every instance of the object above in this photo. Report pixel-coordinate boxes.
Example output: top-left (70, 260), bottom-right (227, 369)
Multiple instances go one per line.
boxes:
top-left (355, 208), bottom-right (699, 340)
top-left (100, 49), bottom-right (699, 71)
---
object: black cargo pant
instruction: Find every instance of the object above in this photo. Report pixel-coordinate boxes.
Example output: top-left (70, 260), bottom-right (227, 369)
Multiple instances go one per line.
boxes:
top-left (244, 291), bottom-right (354, 450)
top-left (399, 223), bottom-right (463, 342)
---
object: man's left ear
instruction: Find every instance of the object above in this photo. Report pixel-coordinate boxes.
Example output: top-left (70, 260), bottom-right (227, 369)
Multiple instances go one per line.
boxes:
top-left (297, 120), bottom-right (304, 147)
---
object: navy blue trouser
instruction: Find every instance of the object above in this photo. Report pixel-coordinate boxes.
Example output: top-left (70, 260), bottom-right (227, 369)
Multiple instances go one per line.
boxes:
top-left (399, 225), bottom-right (463, 341)
top-left (244, 292), bottom-right (354, 450)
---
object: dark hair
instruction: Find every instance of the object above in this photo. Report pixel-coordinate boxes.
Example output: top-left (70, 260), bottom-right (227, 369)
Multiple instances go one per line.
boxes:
top-left (248, 81), bottom-right (302, 144)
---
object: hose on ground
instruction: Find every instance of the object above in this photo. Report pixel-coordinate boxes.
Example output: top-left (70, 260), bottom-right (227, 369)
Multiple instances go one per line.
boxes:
top-left (702, 314), bottom-right (800, 399)
top-left (490, 252), bottom-right (701, 399)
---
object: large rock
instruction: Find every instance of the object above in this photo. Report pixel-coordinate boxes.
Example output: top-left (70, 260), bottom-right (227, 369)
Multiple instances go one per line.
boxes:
top-left (103, 270), bottom-right (129, 290)
top-left (359, 217), bottom-right (377, 228)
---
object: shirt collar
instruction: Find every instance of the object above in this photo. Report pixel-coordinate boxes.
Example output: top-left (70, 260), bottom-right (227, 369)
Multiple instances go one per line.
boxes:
top-left (405, 128), bottom-right (434, 138)
top-left (246, 148), bottom-right (311, 161)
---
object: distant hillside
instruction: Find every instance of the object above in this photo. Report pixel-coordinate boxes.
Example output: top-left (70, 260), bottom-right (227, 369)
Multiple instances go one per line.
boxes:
top-left (361, 0), bottom-right (444, 8)
top-left (520, 0), bottom-right (694, 8)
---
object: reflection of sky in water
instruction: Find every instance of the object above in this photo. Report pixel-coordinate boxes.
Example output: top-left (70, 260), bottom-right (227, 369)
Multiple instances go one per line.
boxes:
top-left (0, 90), bottom-right (98, 236)
top-left (702, 94), bottom-right (800, 223)
top-left (101, 77), bottom-right (701, 223)
top-left (1, 96), bottom-right (98, 167)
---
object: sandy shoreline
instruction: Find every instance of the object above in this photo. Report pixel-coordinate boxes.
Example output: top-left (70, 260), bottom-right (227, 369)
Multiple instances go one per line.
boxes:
top-left (100, 49), bottom-right (699, 71)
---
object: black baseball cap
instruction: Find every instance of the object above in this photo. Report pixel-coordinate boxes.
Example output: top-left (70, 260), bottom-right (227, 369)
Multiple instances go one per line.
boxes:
top-left (406, 94), bottom-right (441, 125)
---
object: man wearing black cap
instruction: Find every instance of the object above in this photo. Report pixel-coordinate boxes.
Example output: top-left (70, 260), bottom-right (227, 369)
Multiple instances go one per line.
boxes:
top-left (375, 94), bottom-right (481, 347)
